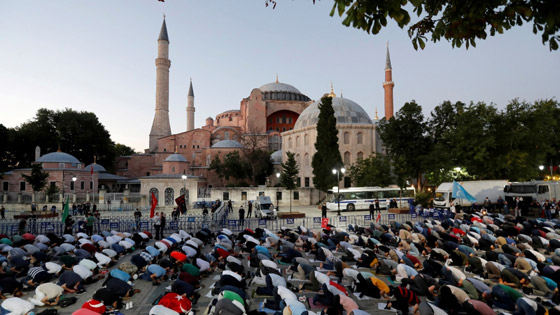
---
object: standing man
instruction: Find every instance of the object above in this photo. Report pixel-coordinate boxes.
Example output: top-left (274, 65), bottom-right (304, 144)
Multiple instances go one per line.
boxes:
top-left (153, 212), bottom-right (161, 239)
top-left (375, 198), bottom-right (380, 212)
top-left (0, 205), bottom-right (5, 219)
top-left (322, 203), bottom-right (328, 218)
top-left (369, 202), bottom-right (375, 218)
top-left (239, 206), bottom-right (245, 227)
top-left (247, 201), bottom-right (253, 218)
top-left (227, 200), bottom-right (233, 214)
top-left (134, 208), bottom-right (142, 231)
top-left (86, 213), bottom-right (95, 236)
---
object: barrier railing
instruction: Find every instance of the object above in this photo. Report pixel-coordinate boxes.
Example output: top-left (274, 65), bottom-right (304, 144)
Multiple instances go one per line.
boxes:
top-left (2, 210), bottom-right (422, 236)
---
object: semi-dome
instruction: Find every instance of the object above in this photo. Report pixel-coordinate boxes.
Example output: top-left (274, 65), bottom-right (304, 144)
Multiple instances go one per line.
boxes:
top-left (211, 140), bottom-right (244, 148)
top-left (84, 163), bottom-right (107, 172)
top-left (164, 153), bottom-right (188, 163)
top-left (36, 151), bottom-right (81, 164)
top-left (293, 96), bottom-right (373, 129)
top-left (258, 81), bottom-right (311, 102)
top-left (270, 150), bottom-right (282, 164)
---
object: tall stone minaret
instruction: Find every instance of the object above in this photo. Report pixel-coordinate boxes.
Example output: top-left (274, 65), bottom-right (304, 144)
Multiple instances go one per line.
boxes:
top-left (186, 79), bottom-right (195, 131)
top-left (149, 18), bottom-right (172, 152)
top-left (383, 42), bottom-right (394, 120)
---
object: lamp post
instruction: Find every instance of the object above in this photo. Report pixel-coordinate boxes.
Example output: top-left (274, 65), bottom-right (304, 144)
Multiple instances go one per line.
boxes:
top-left (181, 174), bottom-right (187, 197)
top-left (276, 172), bottom-right (280, 209)
top-left (72, 176), bottom-right (77, 203)
top-left (332, 167), bottom-right (345, 216)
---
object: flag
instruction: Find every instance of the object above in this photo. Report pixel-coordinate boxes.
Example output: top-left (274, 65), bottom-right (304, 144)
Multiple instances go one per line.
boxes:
top-left (321, 217), bottom-right (329, 229)
top-left (175, 194), bottom-right (187, 214)
top-left (150, 192), bottom-right (157, 218)
top-left (452, 181), bottom-right (477, 203)
top-left (90, 164), bottom-right (93, 175)
top-left (61, 196), bottom-right (70, 223)
top-left (376, 213), bottom-right (381, 223)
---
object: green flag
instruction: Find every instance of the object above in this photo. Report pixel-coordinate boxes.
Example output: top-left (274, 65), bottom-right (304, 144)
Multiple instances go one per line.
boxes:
top-left (61, 196), bottom-right (70, 223)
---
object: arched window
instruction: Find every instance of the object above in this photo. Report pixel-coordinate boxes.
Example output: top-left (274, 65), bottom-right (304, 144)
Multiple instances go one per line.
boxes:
top-left (288, 137), bottom-right (293, 148)
top-left (171, 166), bottom-right (176, 173)
top-left (164, 187), bottom-right (174, 206)
top-left (149, 188), bottom-right (159, 207)
top-left (304, 134), bottom-right (309, 145)
top-left (344, 151), bottom-right (351, 165)
top-left (296, 136), bottom-right (300, 147)
top-left (304, 153), bottom-right (309, 167)
top-left (344, 132), bottom-right (350, 144)
top-left (224, 131), bottom-right (230, 140)
top-left (357, 132), bottom-right (363, 144)
top-left (357, 152), bottom-right (364, 160)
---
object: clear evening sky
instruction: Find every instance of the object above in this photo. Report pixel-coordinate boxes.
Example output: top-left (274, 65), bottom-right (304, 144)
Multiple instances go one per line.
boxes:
top-left (1, 1), bottom-right (558, 153)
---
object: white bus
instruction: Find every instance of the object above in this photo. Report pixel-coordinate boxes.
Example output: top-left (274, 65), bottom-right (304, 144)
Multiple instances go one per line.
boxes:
top-left (326, 186), bottom-right (416, 211)
top-left (504, 181), bottom-right (560, 207)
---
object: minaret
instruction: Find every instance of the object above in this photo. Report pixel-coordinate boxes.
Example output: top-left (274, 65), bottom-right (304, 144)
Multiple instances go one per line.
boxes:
top-left (186, 79), bottom-right (195, 131)
top-left (383, 42), bottom-right (394, 120)
top-left (149, 18), bottom-right (172, 152)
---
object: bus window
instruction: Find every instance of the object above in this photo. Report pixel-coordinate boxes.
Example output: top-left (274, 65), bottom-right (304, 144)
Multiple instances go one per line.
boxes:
top-left (403, 189), bottom-right (415, 197)
top-left (538, 185), bottom-right (549, 194)
top-left (365, 191), bottom-right (374, 199)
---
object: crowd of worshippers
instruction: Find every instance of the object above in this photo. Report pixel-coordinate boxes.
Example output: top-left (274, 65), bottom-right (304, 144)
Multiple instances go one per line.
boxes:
top-left (0, 227), bottom-right (219, 315)
top-left (204, 210), bottom-right (560, 315)
top-left (4, 209), bottom-right (560, 315)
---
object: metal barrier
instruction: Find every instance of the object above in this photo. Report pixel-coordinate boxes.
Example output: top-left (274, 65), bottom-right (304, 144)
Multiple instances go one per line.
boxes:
top-left (2, 209), bottom-right (421, 236)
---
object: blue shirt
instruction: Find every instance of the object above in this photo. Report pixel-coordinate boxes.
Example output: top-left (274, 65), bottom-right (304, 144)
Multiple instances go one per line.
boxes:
top-left (110, 269), bottom-right (131, 282)
top-left (145, 246), bottom-right (160, 257)
top-left (147, 264), bottom-right (166, 277)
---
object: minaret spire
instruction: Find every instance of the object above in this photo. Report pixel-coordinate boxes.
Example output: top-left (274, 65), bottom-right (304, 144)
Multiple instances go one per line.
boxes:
top-left (383, 42), bottom-right (394, 120)
top-left (149, 17), bottom-right (172, 152)
top-left (186, 78), bottom-right (195, 131)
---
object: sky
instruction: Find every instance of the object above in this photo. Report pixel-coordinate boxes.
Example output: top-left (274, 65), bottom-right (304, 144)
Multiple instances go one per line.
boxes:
top-left (1, 1), bottom-right (558, 153)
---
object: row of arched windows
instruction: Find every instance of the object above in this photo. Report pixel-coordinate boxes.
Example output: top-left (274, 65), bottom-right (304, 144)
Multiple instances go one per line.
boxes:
top-left (149, 187), bottom-right (189, 206)
top-left (288, 132), bottom-right (364, 149)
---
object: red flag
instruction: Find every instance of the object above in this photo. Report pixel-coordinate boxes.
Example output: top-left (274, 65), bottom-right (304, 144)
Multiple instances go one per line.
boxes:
top-left (321, 217), bottom-right (329, 228)
top-left (376, 213), bottom-right (381, 223)
top-left (175, 194), bottom-right (187, 214)
top-left (150, 192), bottom-right (157, 218)
top-left (90, 164), bottom-right (93, 175)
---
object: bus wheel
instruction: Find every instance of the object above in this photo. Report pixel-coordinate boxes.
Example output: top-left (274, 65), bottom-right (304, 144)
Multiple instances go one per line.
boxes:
top-left (347, 204), bottom-right (355, 211)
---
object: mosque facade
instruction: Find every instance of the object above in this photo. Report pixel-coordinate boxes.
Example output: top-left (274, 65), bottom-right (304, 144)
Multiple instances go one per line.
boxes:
top-left (116, 18), bottom-right (395, 194)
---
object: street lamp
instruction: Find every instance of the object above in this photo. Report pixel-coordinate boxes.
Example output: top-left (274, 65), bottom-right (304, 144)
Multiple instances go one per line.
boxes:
top-left (181, 174), bottom-right (187, 197)
top-left (72, 176), bottom-right (77, 203)
top-left (332, 167), bottom-right (346, 216)
top-left (276, 172), bottom-right (280, 209)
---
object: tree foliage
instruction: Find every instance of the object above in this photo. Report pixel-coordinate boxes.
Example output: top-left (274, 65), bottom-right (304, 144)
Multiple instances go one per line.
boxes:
top-left (267, 0), bottom-right (560, 50)
top-left (378, 101), bottom-right (431, 190)
top-left (348, 154), bottom-right (393, 187)
top-left (312, 95), bottom-right (343, 192)
top-left (379, 98), bottom-right (560, 190)
top-left (1, 108), bottom-right (117, 172)
top-left (22, 164), bottom-right (49, 196)
top-left (280, 152), bottom-right (299, 213)
top-left (114, 143), bottom-right (136, 157)
top-left (244, 149), bottom-right (274, 185)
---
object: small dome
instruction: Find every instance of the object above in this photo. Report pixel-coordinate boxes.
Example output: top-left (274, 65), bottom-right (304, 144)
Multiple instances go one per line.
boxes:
top-left (293, 96), bottom-right (373, 129)
top-left (270, 150), bottom-right (282, 164)
top-left (211, 140), bottom-right (244, 148)
top-left (164, 153), bottom-right (188, 163)
top-left (84, 164), bottom-right (107, 172)
top-left (36, 152), bottom-right (81, 164)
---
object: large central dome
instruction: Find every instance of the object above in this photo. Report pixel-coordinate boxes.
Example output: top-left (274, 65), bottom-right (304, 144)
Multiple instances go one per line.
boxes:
top-left (257, 81), bottom-right (310, 102)
top-left (293, 96), bottom-right (373, 129)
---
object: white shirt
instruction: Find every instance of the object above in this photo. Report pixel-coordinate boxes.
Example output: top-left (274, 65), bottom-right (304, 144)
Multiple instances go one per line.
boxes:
top-left (1, 297), bottom-right (34, 315)
top-left (314, 271), bottom-right (330, 285)
top-left (94, 252), bottom-right (111, 267)
top-left (73, 265), bottom-right (93, 280)
top-left (277, 285), bottom-right (297, 301)
top-left (79, 259), bottom-right (98, 271)
top-left (196, 258), bottom-right (210, 272)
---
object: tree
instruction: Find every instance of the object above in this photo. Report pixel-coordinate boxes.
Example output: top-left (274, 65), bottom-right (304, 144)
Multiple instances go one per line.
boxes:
top-left (280, 152), bottom-right (299, 213)
top-left (244, 149), bottom-right (274, 186)
top-left (22, 164), bottom-right (49, 203)
top-left (9, 108), bottom-right (116, 171)
top-left (312, 95), bottom-right (343, 192)
top-left (310, 0), bottom-right (560, 50)
top-left (114, 143), bottom-right (136, 156)
top-left (378, 101), bottom-right (431, 190)
top-left (209, 155), bottom-right (225, 185)
top-left (348, 154), bottom-right (394, 187)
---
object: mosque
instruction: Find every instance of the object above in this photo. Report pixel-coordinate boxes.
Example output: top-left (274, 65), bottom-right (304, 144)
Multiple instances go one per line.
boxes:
top-left (0, 18), bottom-right (395, 208)
top-left (115, 18), bottom-right (394, 194)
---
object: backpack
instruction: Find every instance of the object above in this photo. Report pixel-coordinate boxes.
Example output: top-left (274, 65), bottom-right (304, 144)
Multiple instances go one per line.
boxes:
top-left (58, 296), bottom-right (77, 308)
